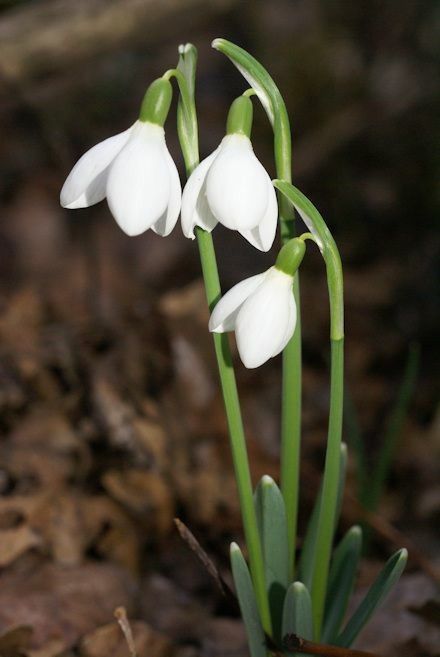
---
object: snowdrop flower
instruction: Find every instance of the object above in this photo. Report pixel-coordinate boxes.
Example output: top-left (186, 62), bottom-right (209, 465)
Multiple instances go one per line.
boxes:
top-left (181, 95), bottom-right (278, 251)
top-left (60, 79), bottom-right (181, 237)
top-left (209, 238), bottom-right (306, 368)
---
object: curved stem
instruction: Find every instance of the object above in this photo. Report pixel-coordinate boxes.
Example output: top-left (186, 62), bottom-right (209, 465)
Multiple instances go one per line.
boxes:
top-left (211, 38), bottom-right (303, 581)
top-left (311, 337), bottom-right (344, 636)
top-left (267, 64), bottom-right (302, 585)
top-left (272, 181), bottom-right (345, 637)
top-left (174, 44), bottom-right (272, 635)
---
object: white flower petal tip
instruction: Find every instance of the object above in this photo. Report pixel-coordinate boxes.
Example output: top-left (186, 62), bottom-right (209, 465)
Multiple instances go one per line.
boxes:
top-left (210, 267), bottom-right (296, 369)
top-left (61, 121), bottom-right (182, 238)
top-left (239, 177), bottom-right (278, 251)
top-left (181, 135), bottom-right (278, 244)
top-left (151, 148), bottom-right (182, 237)
top-left (60, 127), bottom-right (133, 209)
top-left (181, 149), bottom-right (220, 239)
top-left (209, 272), bottom-right (266, 333)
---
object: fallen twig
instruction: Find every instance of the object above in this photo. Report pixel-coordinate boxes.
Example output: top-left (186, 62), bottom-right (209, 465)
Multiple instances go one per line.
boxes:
top-left (174, 517), bottom-right (239, 612)
top-left (114, 607), bottom-right (137, 657)
top-left (282, 634), bottom-right (380, 657)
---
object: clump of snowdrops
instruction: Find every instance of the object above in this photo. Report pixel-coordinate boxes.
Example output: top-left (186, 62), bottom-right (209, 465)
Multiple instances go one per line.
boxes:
top-left (61, 39), bottom-right (407, 656)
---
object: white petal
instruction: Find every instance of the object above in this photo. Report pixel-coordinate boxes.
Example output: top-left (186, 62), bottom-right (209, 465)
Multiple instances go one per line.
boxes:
top-left (209, 272), bottom-right (267, 333)
top-left (181, 148), bottom-right (220, 239)
top-left (206, 135), bottom-right (270, 231)
top-left (151, 146), bottom-right (182, 237)
top-left (239, 176), bottom-right (278, 251)
top-left (235, 268), bottom-right (294, 368)
top-left (273, 291), bottom-right (297, 353)
top-left (60, 127), bottom-right (132, 209)
top-left (106, 122), bottom-right (170, 236)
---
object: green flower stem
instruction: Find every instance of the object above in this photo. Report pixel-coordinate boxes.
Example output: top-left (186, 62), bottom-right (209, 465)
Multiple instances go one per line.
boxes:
top-left (311, 337), bottom-right (344, 637)
top-left (174, 44), bottom-right (272, 635)
top-left (211, 38), bottom-right (303, 580)
top-left (272, 181), bottom-right (345, 638)
top-left (196, 229), bottom-right (271, 635)
top-left (281, 273), bottom-right (301, 581)
top-left (270, 71), bottom-right (302, 585)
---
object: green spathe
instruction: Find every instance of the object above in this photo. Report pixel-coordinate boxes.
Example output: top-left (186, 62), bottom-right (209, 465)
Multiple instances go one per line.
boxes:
top-left (139, 78), bottom-right (173, 126)
top-left (226, 95), bottom-right (253, 138)
top-left (275, 238), bottom-right (306, 276)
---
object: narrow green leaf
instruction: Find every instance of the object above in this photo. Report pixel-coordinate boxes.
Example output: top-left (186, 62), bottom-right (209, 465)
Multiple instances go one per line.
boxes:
top-left (343, 390), bottom-right (368, 501)
top-left (177, 43), bottom-right (197, 96)
top-left (297, 484), bottom-right (320, 593)
top-left (212, 38), bottom-right (277, 124)
top-left (364, 344), bottom-right (420, 512)
top-left (322, 526), bottom-right (362, 642)
top-left (336, 548), bottom-right (407, 647)
top-left (334, 443), bottom-right (347, 531)
top-left (230, 543), bottom-right (267, 657)
top-left (282, 582), bottom-right (313, 656)
top-left (176, 43), bottom-right (199, 173)
top-left (298, 443), bottom-right (347, 591)
top-left (255, 476), bottom-right (289, 640)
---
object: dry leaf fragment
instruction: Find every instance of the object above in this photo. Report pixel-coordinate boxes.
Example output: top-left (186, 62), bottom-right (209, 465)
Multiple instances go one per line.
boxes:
top-left (102, 469), bottom-right (174, 536)
top-left (0, 626), bottom-right (33, 657)
top-left (80, 620), bottom-right (171, 657)
top-left (0, 561), bottom-right (136, 650)
top-left (0, 525), bottom-right (42, 567)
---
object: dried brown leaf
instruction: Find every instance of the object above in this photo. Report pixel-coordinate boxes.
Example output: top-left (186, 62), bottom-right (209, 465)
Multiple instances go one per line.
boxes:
top-left (0, 561), bottom-right (136, 650)
top-left (80, 619), bottom-right (171, 657)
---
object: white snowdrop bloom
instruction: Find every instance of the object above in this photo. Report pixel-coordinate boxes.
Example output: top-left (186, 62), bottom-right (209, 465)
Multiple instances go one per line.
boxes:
top-left (181, 96), bottom-right (278, 251)
top-left (209, 268), bottom-right (295, 368)
top-left (60, 79), bottom-right (181, 237)
top-left (209, 238), bottom-right (306, 368)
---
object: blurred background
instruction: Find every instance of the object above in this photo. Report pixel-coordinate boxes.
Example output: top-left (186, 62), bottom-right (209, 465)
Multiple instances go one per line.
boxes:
top-left (0, 1), bottom-right (438, 656)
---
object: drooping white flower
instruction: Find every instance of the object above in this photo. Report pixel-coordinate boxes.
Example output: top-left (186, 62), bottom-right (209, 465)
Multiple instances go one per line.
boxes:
top-left (209, 238), bottom-right (307, 368)
top-left (60, 79), bottom-right (181, 237)
top-left (209, 267), bottom-right (296, 368)
top-left (181, 96), bottom-right (278, 251)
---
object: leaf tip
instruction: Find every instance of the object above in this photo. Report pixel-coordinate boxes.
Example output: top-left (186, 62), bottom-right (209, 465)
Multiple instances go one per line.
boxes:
top-left (350, 525), bottom-right (362, 538)
top-left (292, 581), bottom-right (308, 594)
top-left (399, 548), bottom-right (408, 563)
top-left (261, 474), bottom-right (276, 487)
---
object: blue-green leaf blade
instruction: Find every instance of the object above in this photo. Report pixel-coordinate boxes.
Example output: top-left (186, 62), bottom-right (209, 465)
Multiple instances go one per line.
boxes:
top-left (230, 542), bottom-right (267, 657)
top-left (322, 525), bottom-right (362, 642)
top-left (282, 582), bottom-right (313, 656)
top-left (255, 475), bottom-right (289, 640)
top-left (336, 548), bottom-right (408, 647)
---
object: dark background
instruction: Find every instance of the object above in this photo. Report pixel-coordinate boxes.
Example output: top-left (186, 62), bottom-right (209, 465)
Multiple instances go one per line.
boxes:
top-left (0, 1), bottom-right (438, 656)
